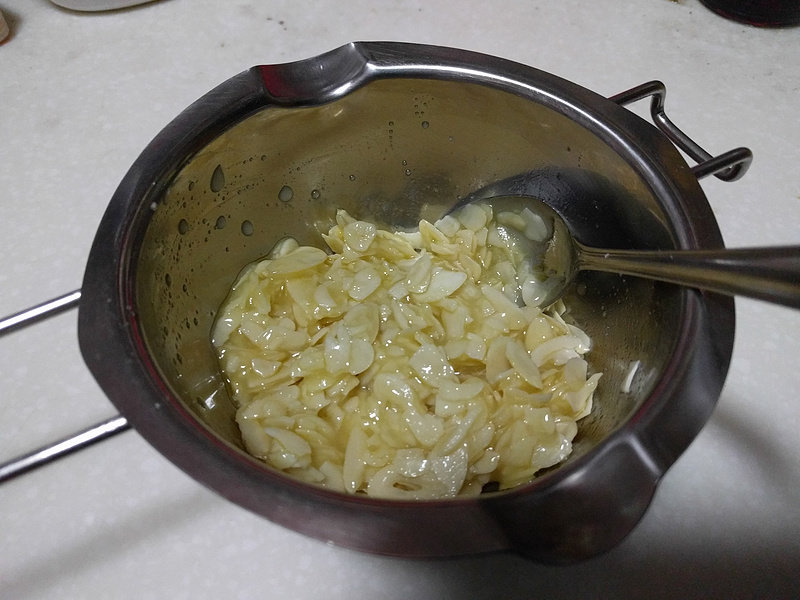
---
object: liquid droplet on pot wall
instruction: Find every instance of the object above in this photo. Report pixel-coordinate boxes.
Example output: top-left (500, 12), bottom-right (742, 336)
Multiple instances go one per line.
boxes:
top-left (210, 164), bottom-right (226, 192)
top-left (278, 185), bottom-right (294, 202)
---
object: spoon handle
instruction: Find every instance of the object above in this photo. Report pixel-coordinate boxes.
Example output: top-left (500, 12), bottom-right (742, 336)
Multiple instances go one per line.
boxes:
top-left (578, 245), bottom-right (800, 309)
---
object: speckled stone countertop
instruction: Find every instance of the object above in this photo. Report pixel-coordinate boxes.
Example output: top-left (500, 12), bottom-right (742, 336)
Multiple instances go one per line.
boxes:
top-left (2, 1), bottom-right (799, 598)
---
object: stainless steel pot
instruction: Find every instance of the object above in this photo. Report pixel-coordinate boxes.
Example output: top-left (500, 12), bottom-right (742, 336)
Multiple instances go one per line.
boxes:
top-left (27, 42), bottom-right (752, 562)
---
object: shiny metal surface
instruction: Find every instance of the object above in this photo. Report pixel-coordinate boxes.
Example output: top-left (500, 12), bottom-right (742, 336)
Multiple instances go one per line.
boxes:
top-left (76, 42), bottom-right (739, 562)
top-left (0, 290), bottom-right (82, 336)
top-left (478, 195), bottom-right (800, 308)
top-left (0, 416), bottom-right (129, 483)
top-left (609, 81), bottom-right (752, 181)
top-left (0, 291), bottom-right (131, 482)
top-left (572, 243), bottom-right (800, 308)
top-left (48, 0), bottom-right (156, 11)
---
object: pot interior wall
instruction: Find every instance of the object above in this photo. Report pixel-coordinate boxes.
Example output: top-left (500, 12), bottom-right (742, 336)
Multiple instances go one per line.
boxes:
top-left (135, 77), bottom-right (682, 465)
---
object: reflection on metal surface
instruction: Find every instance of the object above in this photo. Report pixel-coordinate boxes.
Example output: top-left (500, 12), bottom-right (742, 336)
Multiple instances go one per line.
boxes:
top-left (0, 416), bottom-right (130, 483)
top-left (0, 290), bottom-right (82, 337)
top-left (49, 0), bottom-right (157, 11)
top-left (0, 289), bottom-right (129, 483)
top-left (609, 81), bottom-right (752, 181)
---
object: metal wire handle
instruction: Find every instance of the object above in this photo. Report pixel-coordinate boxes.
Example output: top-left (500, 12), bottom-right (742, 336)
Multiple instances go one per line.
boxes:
top-left (609, 80), bottom-right (753, 182)
top-left (0, 291), bottom-right (130, 483)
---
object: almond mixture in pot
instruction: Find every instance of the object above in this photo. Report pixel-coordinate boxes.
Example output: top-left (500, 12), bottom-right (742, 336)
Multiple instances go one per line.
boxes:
top-left (212, 202), bottom-right (601, 499)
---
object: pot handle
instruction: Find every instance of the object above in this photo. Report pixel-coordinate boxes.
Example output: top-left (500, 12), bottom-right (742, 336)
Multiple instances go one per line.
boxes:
top-left (0, 290), bottom-right (130, 483)
top-left (609, 80), bottom-right (752, 182)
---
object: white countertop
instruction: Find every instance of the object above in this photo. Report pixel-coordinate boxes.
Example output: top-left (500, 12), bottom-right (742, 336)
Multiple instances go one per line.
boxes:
top-left (2, 1), bottom-right (799, 598)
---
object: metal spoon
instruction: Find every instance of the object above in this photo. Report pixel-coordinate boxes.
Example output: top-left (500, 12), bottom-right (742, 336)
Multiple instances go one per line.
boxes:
top-left (486, 195), bottom-right (800, 309)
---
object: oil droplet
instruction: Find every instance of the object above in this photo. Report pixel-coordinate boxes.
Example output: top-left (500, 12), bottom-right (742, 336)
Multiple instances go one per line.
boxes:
top-left (405, 169), bottom-right (412, 176)
top-left (349, 174), bottom-right (356, 181)
top-left (210, 164), bottom-right (225, 192)
top-left (215, 215), bottom-right (227, 230)
top-left (278, 185), bottom-right (294, 202)
top-left (402, 160), bottom-right (408, 166)
top-left (260, 154), bottom-right (267, 161)
top-left (241, 220), bottom-right (254, 236)
top-left (310, 189), bottom-right (321, 200)
top-left (178, 219), bottom-right (189, 235)
top-left (421, 121), bottom-right (430, 129)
